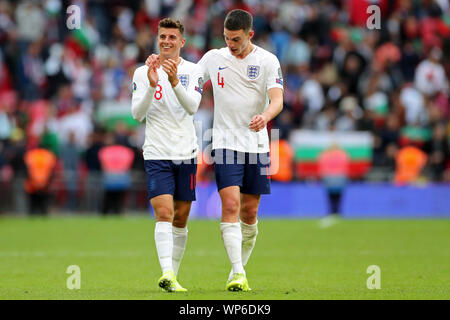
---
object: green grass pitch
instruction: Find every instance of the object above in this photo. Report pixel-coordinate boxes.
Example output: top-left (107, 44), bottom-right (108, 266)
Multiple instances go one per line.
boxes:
top-left (0, 216), bottom-right (449, 300)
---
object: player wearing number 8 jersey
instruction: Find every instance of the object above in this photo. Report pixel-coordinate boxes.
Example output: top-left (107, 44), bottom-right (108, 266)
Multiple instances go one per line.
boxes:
top-left (197, 9), bottom-right (284, 291)
top-left (131, 18), bottom-right (204, 292)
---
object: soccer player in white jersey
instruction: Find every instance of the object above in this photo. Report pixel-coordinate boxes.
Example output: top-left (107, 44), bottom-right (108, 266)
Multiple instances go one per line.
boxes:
top-left (198, 9), bottom-right (284, 291)
top-left (131, 18), bottom-right (204, 292)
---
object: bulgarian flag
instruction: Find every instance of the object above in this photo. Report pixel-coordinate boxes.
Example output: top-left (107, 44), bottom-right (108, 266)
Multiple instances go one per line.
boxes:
top-left (399, 126), bottom-right (431, 148)
top-left (290, 130), bottom-right (374, 179)
top-left (96, 100), bottom-right (140, 130)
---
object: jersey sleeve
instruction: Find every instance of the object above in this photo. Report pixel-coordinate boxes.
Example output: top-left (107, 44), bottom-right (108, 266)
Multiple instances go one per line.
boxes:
top-left (197, 50), bottom-right (213, 82)
top-left (131, 67), bottom-right (155, 122)
top-left (189, 64), bottom-right (205, 98)
top-left (172, 63), bottom-right (204, 115)
top-left (265, 54), bottom-right (284, 91)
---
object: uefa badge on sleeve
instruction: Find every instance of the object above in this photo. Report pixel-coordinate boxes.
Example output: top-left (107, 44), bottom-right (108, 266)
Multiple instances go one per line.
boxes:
top-left (195, 77), bottom-right (204, 94)
top-left (247, 65), bottom-right (260, 79)
top-left (276, 67), bottom-right (284, 86)
top-left (278, 67), bottom-right (283, 80)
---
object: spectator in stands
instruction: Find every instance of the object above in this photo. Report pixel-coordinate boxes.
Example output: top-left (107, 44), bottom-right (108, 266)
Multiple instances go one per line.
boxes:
top-left (315, 104), bottom-right (338, 131)
top-left (23, 145), bottom-right (57, 215)
top-left (336, 96), bottom-right (362, 131)
top-left (14, 0), bottom-right (46, 46)
top-left (339, 48), bottom-right (367, 95)
top-left (283, 33), bottom-right (310, 67)
top-left (428, 123), bottom-right (449, 181)
top-left (399, 84), bottom-right (428, 126)
top-left (112, 120), bottom-right (131, 147)
top-left (60, 131), bottom-right (81, 212)
top-left (362, 74), bottom-right (389, 128)
top-left (300, 71), bottom-right (325, 127)
top-left (98, 132), bottom-right (134, 215)
top-left (399, 41), bottom-right (421, 82)
top-left (318, 143), bottom-right (350, 227)
top-left (4, 128), bottom-right (27, 214)
top-left (19, 41), bottom-right (46, 101)
top-left (414, 46), bottom-right (449, 99)
top-left (394, 145), bottom-right (428, 185)
top-left (270, 137), bottom-right (294, 182)
top-left (84, 129), bottom-right (104, 213)
top-left (375, 113), bottom-right (401, 170)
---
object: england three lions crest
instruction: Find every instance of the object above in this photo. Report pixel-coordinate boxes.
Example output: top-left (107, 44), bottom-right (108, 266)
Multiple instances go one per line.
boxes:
top-left (178, 74), bottom-right (189, 88)
top-left (247, 65), bottom-right (260, 79)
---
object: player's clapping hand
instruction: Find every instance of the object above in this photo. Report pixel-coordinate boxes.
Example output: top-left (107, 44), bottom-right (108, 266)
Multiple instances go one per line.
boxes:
top-left (145, 54), bottom-right (159, 88)
top-left (249, 114), bottom-right (268, 132)
top-left (162, 59), bottom-right (179, 88)
top-left (145, 54), bottom-right (160, 69)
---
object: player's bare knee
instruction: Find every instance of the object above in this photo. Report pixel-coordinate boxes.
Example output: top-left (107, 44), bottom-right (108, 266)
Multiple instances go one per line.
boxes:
top-left (173, 202), bottom-right (190, 227)
top-left (222, 197), bottom-right (240, 216)
top-left (173, 212), bottom-right (189, 228)
top-left (241, 212), bottom-right (258, 225)
top-left (154, 205), bottom-right (174, 222)
top-left (240, 203), bottom-right (258, 224)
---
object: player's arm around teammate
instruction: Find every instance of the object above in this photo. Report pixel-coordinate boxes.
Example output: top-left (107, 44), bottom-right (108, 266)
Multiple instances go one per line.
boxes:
top-left (131, 18), bottom-right (204, 292)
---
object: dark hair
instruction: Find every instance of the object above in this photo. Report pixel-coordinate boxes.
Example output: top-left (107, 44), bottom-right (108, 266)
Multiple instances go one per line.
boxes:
top-left (158, 18), bottom-right (184, 35)
top-left (224, 9), bottom-right (253, 33)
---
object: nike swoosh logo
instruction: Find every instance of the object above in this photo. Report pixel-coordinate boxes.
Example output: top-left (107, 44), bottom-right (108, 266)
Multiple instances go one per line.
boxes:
top-left (218, 66), bottom-right (228, 70)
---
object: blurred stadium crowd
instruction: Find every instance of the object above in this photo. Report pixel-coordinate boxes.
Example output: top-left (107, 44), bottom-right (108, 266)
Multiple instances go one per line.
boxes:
top-left (0, 0), bottom-right (449, 214)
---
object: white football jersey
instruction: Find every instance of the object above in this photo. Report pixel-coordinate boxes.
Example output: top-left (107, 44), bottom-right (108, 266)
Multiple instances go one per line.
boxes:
top-left (414, 59), bottom-right (448, 96)
top-left (198, 45), bottom-right (283, 153)
top-left (131, 58), bottom-right (204, 160)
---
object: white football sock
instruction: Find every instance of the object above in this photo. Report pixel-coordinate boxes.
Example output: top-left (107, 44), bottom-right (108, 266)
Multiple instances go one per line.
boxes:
top-left (172, 225), bottom-right (188, 277)
top-left (154, 221), bottom-right (173, 273)
top-left (228, 220), bottom-right (259, 281)
top-left (241, 220), bottom-right (258, 266)
top-left (220, 222), bottom-right (245, 275)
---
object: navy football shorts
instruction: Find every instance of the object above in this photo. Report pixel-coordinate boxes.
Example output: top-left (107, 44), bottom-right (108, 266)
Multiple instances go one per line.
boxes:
top-left (212, 149), bottom-right (271, 195)
top-left (144, 158), bottom-right (197, 201)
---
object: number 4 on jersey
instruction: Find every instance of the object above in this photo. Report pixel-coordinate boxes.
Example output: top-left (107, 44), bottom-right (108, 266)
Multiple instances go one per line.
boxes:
top-left (217, 72), bottom-right (224, 88)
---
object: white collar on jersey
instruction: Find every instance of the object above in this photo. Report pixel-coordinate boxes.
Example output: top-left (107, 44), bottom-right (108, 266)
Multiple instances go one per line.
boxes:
top-left (226, 45), bottom-right (258, 61)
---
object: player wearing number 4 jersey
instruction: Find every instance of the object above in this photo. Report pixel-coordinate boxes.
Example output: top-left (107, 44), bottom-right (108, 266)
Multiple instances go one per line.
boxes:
top-left (198, 9), bottom-right (284, 291)
top-left (131, 18), bottom-right (204, 292)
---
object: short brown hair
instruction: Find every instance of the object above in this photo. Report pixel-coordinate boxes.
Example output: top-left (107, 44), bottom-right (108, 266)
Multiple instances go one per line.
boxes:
top-left (158, 18), bottom-right (184, 35)
top-left (224, 9), bottom-right (253, 33)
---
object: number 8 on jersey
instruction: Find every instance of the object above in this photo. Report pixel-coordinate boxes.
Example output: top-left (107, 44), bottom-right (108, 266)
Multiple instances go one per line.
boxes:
top-left (154, 84), bottom-right (163, 100)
